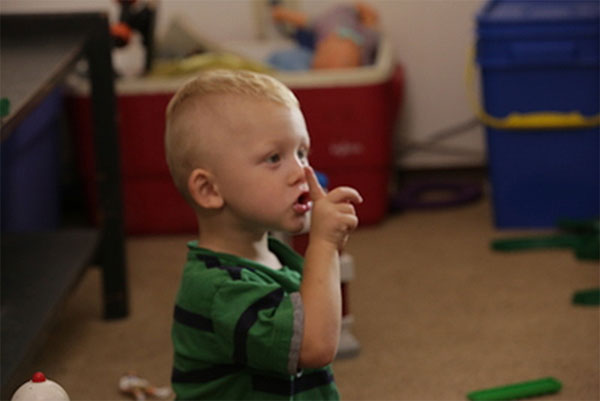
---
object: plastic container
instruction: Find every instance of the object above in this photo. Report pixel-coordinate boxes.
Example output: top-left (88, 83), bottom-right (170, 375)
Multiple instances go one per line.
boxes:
top-left (1, 88), bottom-right (63, 232)
top-left (66, 37), bottom-right (403, 234)
top-left (476, 0), bottom-right (600, 228)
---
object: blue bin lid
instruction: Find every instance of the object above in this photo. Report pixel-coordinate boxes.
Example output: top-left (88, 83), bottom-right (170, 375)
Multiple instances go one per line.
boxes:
top-left (480, 0), bottom-right (598, 22)
top-left (478, 0), bottom-right (599, 38)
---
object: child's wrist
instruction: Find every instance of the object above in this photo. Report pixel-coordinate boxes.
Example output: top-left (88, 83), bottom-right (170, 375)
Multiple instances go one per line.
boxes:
top-left (307, 235), bottom-right (340, 254)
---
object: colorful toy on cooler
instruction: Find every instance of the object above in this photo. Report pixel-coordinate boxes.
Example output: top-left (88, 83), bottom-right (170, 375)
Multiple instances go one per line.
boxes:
top-left (467, 377), bottom-right (562, 401)
top-left (270, 1), bottom-right (379, 69)
top-left (111, 0), bottom-right (157, 73)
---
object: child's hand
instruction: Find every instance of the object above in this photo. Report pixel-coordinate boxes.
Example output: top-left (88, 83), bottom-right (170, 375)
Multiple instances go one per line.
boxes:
top-left (305, 166), bottom-right (363, 251)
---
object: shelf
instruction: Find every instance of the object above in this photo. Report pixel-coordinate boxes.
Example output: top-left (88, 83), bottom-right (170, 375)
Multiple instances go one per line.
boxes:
top-left (0, 12), bottom-right (129, 398)
top-left (1, 229), bottom-right (99, 397)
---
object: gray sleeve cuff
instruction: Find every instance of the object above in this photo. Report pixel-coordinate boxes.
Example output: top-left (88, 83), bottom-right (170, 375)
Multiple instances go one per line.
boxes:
top-left (287, 292), bottom-right (304, 374)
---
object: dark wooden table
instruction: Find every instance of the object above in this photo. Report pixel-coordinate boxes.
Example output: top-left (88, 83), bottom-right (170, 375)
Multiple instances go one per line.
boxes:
top-left (1, 12), bottom-right (129, 398)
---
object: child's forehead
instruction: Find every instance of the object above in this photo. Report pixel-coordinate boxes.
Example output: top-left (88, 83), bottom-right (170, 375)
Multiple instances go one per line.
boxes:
top-left (183, 92), bottom-right (304, 132)
top-left (212, 96), bottom-right (308, 141)
top-left (191, 93), bottom-right (300, 125)
top-left (198, 92), bottom-right (290, 109)
top-left (177, 93), bottom-right (244, 128)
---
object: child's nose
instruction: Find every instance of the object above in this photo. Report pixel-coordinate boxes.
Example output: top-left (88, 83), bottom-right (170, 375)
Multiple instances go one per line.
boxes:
top-left (288, 158), bottom-right (308, 185)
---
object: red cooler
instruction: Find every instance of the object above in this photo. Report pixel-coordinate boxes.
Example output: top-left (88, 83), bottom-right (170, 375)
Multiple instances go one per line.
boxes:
top-left (66, 38), bottom-right (403, 234)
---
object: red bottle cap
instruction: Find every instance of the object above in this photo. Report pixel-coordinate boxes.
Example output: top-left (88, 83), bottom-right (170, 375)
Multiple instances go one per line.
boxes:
top-left (32, 372), bottom-right (46, 383)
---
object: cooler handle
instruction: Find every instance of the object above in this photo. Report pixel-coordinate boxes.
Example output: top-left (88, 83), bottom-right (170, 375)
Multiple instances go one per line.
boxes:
top-left (466, 46), bottom-right (600, 130)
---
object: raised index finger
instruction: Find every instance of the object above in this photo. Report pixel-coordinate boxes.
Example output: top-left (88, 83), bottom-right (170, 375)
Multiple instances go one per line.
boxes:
top-left (304, 166), bottom-right (326, 201)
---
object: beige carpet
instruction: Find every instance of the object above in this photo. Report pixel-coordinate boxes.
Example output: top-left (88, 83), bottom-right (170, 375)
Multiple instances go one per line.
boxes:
top-left (25, 194), bottom-right (599, 400)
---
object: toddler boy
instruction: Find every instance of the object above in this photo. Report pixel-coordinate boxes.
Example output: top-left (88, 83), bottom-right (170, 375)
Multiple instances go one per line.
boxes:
top-left (165, 69), bottom-right (362, 400)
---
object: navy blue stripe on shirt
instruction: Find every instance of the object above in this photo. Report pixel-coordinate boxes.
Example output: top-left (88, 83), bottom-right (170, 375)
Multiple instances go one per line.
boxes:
top-left (195, 254), bottom-right (221, 268)
top-left (252, 370), bottom-right (335, 396)
top-left (196, 254), bottom-right (255, 280)
top-left (233, 288), bottom-right (285, 365)
top-left (219, 265), bottom-right (244, 280)
top-left (295, 370), bottom-right (335, 393)
top-left (172, 365), bottom-right (243, 383)
top-left (174, 305), bottom-right (214, 332)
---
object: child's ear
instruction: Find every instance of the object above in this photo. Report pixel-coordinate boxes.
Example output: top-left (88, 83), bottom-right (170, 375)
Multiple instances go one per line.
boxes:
top-left (188, 168), bottom-right (224, 209)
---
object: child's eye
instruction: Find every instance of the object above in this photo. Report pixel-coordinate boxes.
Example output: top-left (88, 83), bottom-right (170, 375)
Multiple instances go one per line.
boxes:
top-left (297, 149), bottom-right (309, 163)
top-left (266, 154), bottom-right (281, 164)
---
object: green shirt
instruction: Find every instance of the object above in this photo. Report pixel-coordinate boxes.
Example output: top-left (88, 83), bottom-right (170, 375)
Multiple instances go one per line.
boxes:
top-left (171, 237), bottom-right (340, 400)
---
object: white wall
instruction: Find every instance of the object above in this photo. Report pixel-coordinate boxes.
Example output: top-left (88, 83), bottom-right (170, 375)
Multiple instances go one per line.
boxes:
top-left (375, 0), bottom-right (486, 169)
top-left (1, 0), bottom-right (487, 169)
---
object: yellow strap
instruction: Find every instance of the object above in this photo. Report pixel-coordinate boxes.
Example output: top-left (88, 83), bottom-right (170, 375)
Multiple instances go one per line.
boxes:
top-left (466, 46), bottom-right (600, 130)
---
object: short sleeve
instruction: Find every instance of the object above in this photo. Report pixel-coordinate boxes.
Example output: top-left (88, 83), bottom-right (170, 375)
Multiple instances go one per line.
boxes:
top-left (211, 280), bottom-right (303, 375)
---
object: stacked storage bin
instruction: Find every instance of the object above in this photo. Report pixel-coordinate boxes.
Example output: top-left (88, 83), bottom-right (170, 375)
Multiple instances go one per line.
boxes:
top-left (1, 89), bottom-right (63, 232)
top-left (476, 0), bottom-right (599, 228)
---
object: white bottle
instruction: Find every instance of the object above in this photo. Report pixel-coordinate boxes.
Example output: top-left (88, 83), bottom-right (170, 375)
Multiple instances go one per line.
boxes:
top-left (11, 372), bottom-right (70, 401)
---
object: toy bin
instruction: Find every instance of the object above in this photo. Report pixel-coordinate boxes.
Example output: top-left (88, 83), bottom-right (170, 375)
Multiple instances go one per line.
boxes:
top-left (65, 37), bottom-right (402, 234)
top-left (1, 88), bottom-right (63, 232)
top-left (475, 0), bottom-right (600, 228)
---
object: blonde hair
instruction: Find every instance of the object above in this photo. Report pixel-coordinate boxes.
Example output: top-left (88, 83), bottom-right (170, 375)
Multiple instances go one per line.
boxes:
top-left (164, 69), bottom-right (299, 205)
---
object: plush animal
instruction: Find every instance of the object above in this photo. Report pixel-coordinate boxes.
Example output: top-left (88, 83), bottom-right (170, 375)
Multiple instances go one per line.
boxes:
top-left (271, 2), bottom-right (380, 69)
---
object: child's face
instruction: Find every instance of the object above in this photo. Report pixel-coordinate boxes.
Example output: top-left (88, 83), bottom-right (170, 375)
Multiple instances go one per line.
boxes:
top-left (212, 97), bottom-right (312, 234)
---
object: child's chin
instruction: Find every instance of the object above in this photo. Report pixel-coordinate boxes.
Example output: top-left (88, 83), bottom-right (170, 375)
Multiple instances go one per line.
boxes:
top-left (287, 218), bottom-right (310, 235)
top-left (287, 226), bottom-right (304, 235)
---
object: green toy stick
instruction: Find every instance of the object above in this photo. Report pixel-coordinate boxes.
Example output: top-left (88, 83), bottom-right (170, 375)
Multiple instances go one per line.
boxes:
top-left (572, 288), bottom-right (600, 306)
top-left (467, 377), bottom-right (562, 401)
top-left (491, 218), bottom-right (599, 261)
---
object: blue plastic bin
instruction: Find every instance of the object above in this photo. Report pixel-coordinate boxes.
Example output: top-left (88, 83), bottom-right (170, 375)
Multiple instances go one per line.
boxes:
top-left (476, 0), bottom-right (600, 228)
top-left (1, 88), bottom-right (63, 232)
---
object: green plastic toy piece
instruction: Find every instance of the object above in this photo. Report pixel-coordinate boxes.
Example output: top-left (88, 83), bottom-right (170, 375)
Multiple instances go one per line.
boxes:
top-left (572, 288), bottom-right (600, 306)
top-left (467, 377), bottom-right (562, 401)
top-left (491, 218), bottom-right (599, 261)
top-left (0, 98), bottom-right (10, 118)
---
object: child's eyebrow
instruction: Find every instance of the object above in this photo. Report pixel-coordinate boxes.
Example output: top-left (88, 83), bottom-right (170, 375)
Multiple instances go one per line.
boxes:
top-left (263, 135), bottom-right (308, 147)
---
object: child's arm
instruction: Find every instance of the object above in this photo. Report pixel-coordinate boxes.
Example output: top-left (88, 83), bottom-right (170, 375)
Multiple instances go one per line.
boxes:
top-left (298, 167), bottom-right (362, 368)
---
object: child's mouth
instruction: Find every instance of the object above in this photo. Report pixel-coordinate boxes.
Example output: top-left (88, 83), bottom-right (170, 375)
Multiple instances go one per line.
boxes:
top-left (293, 192), bottom-right (311, 214)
